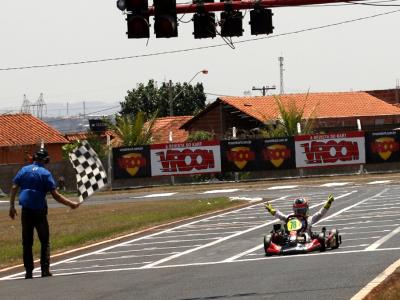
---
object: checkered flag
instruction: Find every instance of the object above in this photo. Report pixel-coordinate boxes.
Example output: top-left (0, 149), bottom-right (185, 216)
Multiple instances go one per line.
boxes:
top-left (68, 141), bottom-right (108, 203)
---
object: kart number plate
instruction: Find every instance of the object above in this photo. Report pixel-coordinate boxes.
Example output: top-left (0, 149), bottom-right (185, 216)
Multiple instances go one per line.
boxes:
top-left (287, 218), bottom-right (302, 231)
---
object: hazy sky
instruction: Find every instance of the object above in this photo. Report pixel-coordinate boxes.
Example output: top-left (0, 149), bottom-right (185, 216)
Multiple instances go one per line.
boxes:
top-left (0, 1), bottom-right (399, 116)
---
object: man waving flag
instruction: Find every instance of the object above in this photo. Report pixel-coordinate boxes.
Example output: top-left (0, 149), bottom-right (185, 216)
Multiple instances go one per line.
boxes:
top-left (68, 140), bottom-right (108, 203)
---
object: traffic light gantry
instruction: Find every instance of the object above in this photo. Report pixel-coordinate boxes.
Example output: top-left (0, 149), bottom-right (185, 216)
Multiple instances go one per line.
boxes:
top-left (116, 0), bottom-right (350, 39)
top-left (117, 0), bottom-right (273, 39)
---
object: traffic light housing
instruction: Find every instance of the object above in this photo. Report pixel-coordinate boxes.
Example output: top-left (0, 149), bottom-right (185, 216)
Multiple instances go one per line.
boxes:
top-left (193, 0), bottom-right (216, 39)
top-left (126, 0), bottom-right (150, 39)
top-left (154, 0), bottom-right (178, 38)
top-left (250, 8), bottom-right (274, 35)
top-left (220, 1), bottom-right (243, 37)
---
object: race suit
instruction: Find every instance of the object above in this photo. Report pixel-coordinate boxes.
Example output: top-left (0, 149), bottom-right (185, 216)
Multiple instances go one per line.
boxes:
top-left (273, 206), bottom-right (329, 237)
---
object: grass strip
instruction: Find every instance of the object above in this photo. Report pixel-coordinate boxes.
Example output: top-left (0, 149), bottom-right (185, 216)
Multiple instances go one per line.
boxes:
top-left (0, 197), bottom-right (244, 268)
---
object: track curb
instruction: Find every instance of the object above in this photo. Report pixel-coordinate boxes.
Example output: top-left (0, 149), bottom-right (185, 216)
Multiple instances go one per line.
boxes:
top-left (350, 258), bottom-right (400, 300)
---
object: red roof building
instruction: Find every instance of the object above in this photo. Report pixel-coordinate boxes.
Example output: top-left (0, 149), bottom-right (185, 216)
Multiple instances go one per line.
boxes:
top-left (151, 116), bottom-right (192, 144)
top-left (181, 91), bottom-right (400, 139)
top-left (0, 113), bottom-right (69, 164)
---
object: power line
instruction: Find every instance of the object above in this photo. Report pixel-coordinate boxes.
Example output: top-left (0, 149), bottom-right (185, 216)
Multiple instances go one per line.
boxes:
top-left (0, 9), bottom-right (399, 71)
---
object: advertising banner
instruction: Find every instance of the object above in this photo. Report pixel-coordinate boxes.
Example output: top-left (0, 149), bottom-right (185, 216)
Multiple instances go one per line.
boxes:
top-left (259, 137), bottom-right (296, 170)
top-left (113, 146), bottom-right (151, 179)
top-left (150, 141), bottom-right (221, 176)
top-left (295, 131), bottom-right (366, 168)
top-left (220, 140), bottom-right (259, 172)
top-left (365, 131), bottom-right (400, 163)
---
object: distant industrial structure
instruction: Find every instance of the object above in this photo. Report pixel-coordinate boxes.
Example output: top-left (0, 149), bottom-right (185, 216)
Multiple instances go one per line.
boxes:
top-left (20, 93), bottom-right (47, 119)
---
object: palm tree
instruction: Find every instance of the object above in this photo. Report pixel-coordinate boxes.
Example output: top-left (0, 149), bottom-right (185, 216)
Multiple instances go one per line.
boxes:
top-left (112, 111), bottom-right (157, 147)
top-left (262, 94), bottom-right (317, 138)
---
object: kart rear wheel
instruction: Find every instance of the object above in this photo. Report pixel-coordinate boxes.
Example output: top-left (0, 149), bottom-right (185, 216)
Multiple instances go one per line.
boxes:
top-left (264, 235), bottom-right (272, 256)
top-left (330, 229), bottom-right (340, 249)
top-left (318, 232), bottom-right (326, 252)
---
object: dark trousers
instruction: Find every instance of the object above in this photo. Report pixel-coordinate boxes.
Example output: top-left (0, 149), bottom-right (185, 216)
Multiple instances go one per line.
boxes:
top-left (21, 208), bottom-right (50, 273)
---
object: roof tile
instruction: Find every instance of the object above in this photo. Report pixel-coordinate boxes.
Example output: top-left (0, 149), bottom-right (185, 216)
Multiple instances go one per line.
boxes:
top-left (0, 113), bottom-right (68, 147)
top-left (151, 116), bottom-right (192, 143)
top-left (220, 91), bottom-right (400, 122)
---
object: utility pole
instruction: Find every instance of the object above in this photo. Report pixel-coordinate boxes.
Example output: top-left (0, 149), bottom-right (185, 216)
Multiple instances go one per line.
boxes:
top-left (279, 56), bottom-right (285, 95)
top-left (252, 85), bottom-right (276, 96)
top-left (169, 80), bottom-right (174, 117)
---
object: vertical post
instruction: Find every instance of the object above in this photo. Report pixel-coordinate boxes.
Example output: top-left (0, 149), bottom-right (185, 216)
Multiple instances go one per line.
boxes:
top-left (297, 122), bottom-right (303, 178)
top-left (168, 81), bottom-right (175, 185)
top-left (107, 135), bottom-right (112, 189)
top-left (357, 118), bottom-right (364, 175)
top-left (233, 126), bottom-right (239, 182)
top-left (169, 80), bottom-right (173, 117)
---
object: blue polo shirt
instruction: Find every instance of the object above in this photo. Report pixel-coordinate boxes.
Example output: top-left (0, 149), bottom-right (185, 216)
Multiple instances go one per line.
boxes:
top-left (13, 162), bottom-right (57, 210)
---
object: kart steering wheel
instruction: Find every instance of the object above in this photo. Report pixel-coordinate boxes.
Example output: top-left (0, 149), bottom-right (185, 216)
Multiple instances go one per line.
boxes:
top-left (285, 214), bottom-right (308, 233)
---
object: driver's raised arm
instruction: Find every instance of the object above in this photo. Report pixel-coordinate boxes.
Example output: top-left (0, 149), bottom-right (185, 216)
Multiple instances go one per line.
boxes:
top-left (265, 201), bottom-right (287, 222)
top-left (309, 194), bottom-right (335, 225)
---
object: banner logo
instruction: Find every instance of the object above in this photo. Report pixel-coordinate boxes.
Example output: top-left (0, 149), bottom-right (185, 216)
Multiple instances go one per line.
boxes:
top-left (301, 140), bottom-right (359, 164)
top-left (118, 153), bottom-right (146, 176)
top-left (371, 137), bottom-right (399, 160)
top-left (226, 147), bottom-right (255, 169)
top-left (156, 149), bottom-right (215, 173)
top-left (263, 144), bottom-right (291, 168)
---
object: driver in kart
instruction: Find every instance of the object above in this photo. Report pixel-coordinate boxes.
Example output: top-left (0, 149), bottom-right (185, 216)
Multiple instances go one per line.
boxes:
top-left (265, 194), bottom-right (335, 241)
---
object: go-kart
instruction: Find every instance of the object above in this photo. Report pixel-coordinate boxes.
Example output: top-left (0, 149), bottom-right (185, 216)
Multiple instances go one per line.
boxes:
top-left (263, 214), bottom-right (341, 256)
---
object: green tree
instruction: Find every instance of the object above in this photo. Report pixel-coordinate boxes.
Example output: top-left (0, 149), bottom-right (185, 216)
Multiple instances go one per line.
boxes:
top-left (110, 111), bottom-right (157, 147)
top-left (187, 130), bottom-right (215, 142)
top-left (262, 95), bottom-right (316, 138)
top-left (120, 79), bottom-right (207, 117)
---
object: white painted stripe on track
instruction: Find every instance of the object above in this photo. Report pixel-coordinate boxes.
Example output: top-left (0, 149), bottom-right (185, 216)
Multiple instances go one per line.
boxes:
top-left (266, 185), bottom-right (298, 190)
top-left (320, 182), bottom-right (351, 187)
top-left (130, 192), bottom-right (177, 198)
top-left (341, 224), bottom-right (400, 230)
top-left (367, 180), bottom-right (392, 185)
top-left (98, 245), bottom-right (202, 255)
top-left (129, 238), bottom-right (220, 246)
top-left (344, 236), bottom-right (380, 241)
top-left (350, 257), bottom-right (400, 300)
top-left (223, 190), bottom-right (373, 262)
top-left (365, 226), bottom-right (400, 250)
top-left (223, 191), bottom-right (358, 262)
top-left (66, 252), bottom-right (180, 263)
top-left (229, 196), bottom-right (262, 202)
top-left (5, 247), bottom-right (400, 280)
top-left (1, 198), bottom-right (278, 279)
top-left (200, 189), bottom-right (240, 194)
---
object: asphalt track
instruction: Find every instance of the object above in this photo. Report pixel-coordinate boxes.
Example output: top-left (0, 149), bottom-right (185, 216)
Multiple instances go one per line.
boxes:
top-left (1, 179), bottom-right (400, 300)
